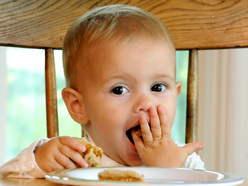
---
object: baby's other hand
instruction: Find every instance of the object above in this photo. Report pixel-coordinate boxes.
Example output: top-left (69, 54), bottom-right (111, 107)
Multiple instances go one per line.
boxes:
top-left (132, 105), bottom-right (203, 168)
top-left (35, 136), bottom-right (88, 172)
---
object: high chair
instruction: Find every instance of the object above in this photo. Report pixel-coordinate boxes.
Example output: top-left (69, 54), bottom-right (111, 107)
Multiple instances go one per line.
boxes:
top-left (1, 0), bottom-right (247, 143)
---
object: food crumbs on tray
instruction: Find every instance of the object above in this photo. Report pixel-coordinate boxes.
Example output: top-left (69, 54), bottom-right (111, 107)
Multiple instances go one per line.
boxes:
top-left (98, 168), bottom-right (144, 182)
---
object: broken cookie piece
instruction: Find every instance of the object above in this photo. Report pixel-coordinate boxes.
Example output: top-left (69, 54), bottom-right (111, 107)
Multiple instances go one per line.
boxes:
top-left (135, 127), bottom-right (142, 138)
top-left (126, 125), bottom-right (143, 144)
top-left (98, 168), bottom-right (144, 182)
top-left (76, 137), bottom-right (103, 167)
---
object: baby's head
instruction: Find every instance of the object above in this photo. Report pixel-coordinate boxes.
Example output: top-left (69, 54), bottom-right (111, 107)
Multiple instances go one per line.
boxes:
top-left (63, 4), bottom-right (175, 89)
top-left (62, 5), bottom-right (181, 166)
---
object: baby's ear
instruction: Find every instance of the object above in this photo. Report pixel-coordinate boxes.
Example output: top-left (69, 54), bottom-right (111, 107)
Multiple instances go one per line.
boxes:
top-left (175, 81), bottom-right (182, 96)
top-left (62, 87), bottom-right (89, 125)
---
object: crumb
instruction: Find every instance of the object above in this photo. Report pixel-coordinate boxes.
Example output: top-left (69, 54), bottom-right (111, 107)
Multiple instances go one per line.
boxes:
top-left (136, 128), bottom-right (142, 138)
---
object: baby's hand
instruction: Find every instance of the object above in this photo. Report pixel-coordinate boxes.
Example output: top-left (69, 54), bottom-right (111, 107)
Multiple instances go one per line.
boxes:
top-left (132, 105), bottom-right (203, 168)
top-left (35, 136), bottom-right (88, 172)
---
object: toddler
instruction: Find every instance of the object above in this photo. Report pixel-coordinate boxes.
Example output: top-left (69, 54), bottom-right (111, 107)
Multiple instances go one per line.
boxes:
top-left (0, 4), bottom-right (204, 178)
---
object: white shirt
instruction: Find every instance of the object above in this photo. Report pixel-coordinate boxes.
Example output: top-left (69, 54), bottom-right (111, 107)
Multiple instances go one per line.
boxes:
top-left (0, 137), bottom-right (205, 178)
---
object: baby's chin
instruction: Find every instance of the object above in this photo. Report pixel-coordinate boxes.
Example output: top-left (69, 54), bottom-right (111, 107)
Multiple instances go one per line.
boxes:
top-left (110, 150), bottom-right (143, 167)
top-left (124, 155), bottom-right (143, 167)
top-left (128, 161), bottom-right (143, 167)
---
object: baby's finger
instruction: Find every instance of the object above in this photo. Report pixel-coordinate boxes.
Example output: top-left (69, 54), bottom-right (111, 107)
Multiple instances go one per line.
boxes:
top-left (140, 114), bottom-right (153, 145)
top-left (58, 144), bottom-right (88, 168)
top-left (149, 106), bottom-right (162, 141)
top-left (157, 105), bottom-right (170, 137)
top-left (54, 152), bottom-right (77, 169)
top-left (131, 129), bottom-right (144, 150)
top-left (59, 136), bottom-right (86, 153)
top-left (182, 142), bottom-right (204, 156)
top-left (51, 160), bottom-right (66, 172)
top-left (71, 153), bottom-right (89, 168)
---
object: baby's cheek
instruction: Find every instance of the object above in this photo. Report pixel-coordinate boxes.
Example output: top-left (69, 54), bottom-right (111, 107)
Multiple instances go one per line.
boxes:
top-left (108, 109), bottom-right (123, 123)
top-left (109, 108), bottom-right (120, 115)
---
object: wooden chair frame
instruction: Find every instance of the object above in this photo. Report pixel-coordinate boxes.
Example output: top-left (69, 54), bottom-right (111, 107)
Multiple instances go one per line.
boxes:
top-left (1, 0), bottom-right (248, 142)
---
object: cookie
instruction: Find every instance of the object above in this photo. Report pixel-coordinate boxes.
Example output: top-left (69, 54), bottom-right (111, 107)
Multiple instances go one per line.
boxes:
top-left (77, 137), bottom-right (103, 167)
top-left (98, 168), bottom-right (144, 182)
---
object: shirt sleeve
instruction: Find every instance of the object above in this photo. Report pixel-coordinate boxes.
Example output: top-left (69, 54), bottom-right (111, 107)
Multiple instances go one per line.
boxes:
top-left (175, 142), bottom-right (205, 170)
top-left (182, 152), bottom-right (205, 170)
top-left (0, 138), bottom-right (49, 178)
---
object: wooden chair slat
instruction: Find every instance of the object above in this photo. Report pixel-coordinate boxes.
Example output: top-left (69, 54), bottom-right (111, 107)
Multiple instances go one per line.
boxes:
top-left (0, 0), bottom-right (248, 49)
top-left (186, 49), bottom-right (199, 143)
top-left (45, 48), bottom-right (59, 138)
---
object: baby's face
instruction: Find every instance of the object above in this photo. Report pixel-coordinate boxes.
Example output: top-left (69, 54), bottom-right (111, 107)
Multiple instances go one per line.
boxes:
top-left (77, 37), bottom-right (181, 166)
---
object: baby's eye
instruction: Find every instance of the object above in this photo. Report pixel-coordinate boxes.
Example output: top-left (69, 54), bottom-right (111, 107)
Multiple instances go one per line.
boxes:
top-left (151, 83), bottom-right (167, 92)
top-left (111, 86), bottom-right (129, 95)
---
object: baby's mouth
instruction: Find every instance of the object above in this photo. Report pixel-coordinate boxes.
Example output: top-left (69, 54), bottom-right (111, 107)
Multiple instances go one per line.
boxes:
top-left (126, 125), bottom-right (141, 144)
top-left (126, 125), bottom-right (150, 144)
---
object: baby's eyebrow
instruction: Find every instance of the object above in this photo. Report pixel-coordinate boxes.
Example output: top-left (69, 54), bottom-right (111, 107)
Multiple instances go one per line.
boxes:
top-left (102, 73), bottom-right (175, 83)
top-left (153, 74), bottom-right (175, 81)
top-left (100, 71), bottom-right (176, 87)
top-left (101, 73), bottom-right (136, 84)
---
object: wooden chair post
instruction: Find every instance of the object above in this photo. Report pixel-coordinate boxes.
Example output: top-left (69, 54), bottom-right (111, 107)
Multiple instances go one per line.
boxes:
top-left (45, 48), bottom-right (59, 138)
top-left (186, 49), bottom-right (199, 143)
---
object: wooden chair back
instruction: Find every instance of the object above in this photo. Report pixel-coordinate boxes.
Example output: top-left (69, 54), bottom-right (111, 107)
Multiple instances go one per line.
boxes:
top-left (1, 0), bottom-right (248, 142)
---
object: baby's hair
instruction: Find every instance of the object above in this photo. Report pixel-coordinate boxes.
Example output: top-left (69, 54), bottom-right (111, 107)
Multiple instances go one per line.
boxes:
top-left (63, 4), bottom-right (174, 88)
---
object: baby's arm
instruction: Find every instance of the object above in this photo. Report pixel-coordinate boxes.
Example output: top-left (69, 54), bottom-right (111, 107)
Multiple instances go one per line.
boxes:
top-left (132, 105), bottom-right (203, 168)
top-left (35, 136), bottom-right (88, 172)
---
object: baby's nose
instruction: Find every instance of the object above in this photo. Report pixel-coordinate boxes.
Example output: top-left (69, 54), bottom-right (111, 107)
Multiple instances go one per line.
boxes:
top-left (133, 94), bottom-right (154, 113)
